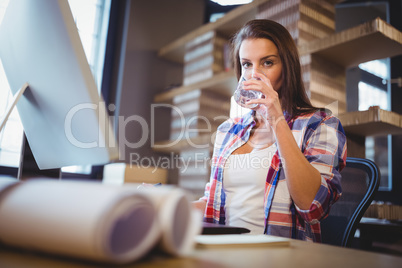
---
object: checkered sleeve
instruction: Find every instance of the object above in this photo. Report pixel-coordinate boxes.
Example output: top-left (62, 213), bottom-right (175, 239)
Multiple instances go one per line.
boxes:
top-left (295, 115), bottom-right (347, 224)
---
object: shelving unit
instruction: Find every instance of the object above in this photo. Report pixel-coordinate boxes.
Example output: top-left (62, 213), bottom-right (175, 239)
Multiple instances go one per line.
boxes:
top-left (299, 18), bottom-right (402, 68)
top-left (299, 17), bottom-right (402, 139)
top-left (156, 17), bottom-right (402, 108)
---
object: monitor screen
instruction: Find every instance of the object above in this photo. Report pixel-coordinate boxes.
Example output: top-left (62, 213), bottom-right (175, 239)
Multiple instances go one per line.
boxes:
top-left (0, 0), bottom-right (119, 170)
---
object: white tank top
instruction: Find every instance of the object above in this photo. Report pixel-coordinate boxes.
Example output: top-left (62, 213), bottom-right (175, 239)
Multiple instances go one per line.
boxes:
top-left (223, 144), bottom-right (277, 234)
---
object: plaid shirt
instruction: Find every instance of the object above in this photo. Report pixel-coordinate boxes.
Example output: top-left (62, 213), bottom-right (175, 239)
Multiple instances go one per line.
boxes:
top-left (201, 109), bottom-right (347, 242)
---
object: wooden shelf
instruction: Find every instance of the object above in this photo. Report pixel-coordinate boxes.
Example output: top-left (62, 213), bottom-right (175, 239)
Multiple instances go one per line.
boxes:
top-left (338, 107), bottom-right (402, 137)
top-left (158, 0), bottom-right (269, 63)
top-left (154, 71), bottom-right (237, 103)
top-left (299, 18), bottom-right (402, 68)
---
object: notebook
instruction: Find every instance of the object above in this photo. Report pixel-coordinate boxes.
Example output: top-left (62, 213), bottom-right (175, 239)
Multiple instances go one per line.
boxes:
top-left (196, 234), bottom-right (290, 248)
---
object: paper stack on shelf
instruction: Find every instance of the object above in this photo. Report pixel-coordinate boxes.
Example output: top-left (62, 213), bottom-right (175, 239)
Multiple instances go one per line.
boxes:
top-left (257, 0), bottom-right (344, 113)
top-left (256, 0), bottom-right (335, 46)
top-left (168, 89), bottom-right (228, 198)
top-left (309, 54), bottom-right (347, 113)
top-left (170, 89), bottom-right (230, 141)
top-left (256, 0), bottom-right (301, 43)
top-left (0, 178), bottom-right (202, 264)
top-left (177, 148), bottom-right (212, 200)
top-left (183, 31), bottom-right (227, 86)
top-left (364, 201), bottom-right (402, 221)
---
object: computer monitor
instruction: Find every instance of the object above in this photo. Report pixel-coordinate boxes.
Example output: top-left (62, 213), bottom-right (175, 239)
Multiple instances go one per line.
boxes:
top-left (0, 0), bottom-right (119, 175)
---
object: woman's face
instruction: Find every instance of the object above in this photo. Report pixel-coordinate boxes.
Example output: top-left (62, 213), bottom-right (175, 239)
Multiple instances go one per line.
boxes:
top-left (238, 38), bottom-right (283, 92)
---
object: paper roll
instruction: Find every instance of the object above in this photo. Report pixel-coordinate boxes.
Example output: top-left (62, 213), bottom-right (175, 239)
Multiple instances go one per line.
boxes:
top-left (136, 185), bottom-right (202, 256)
top-left (0, 179), bottom-right (160, 264)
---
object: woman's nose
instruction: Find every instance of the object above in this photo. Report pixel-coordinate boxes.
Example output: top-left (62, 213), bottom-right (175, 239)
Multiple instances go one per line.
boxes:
top-left (251, 67), bottom-right (259, 78)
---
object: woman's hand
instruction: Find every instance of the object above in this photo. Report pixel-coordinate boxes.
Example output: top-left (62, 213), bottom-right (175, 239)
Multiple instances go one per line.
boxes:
top-left (192, 200), bottom-right (207, 213)
top-left (242, 70), bottom-right (284, 129)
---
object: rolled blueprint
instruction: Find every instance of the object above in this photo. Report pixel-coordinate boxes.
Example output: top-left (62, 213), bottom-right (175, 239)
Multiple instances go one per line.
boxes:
top-left (0, 179), bottom-right (160, 264)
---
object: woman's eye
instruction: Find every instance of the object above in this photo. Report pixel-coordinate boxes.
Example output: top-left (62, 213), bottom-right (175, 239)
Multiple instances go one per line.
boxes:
top-left (242, 62), bottom-right (251, 68)
top-left (263, 60), bottom-right (273, 67)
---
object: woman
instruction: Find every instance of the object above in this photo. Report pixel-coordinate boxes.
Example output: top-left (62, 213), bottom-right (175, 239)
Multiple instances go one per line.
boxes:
top-left (193, 19), bottom-right (347, 242)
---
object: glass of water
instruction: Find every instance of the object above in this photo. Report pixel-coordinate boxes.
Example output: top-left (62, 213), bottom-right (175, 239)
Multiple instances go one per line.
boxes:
top-left (233, 69), bottom-right (264, 109)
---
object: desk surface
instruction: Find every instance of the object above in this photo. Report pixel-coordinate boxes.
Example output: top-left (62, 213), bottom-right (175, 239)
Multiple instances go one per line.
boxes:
top-left (1, 237), bottom-right (402, 268)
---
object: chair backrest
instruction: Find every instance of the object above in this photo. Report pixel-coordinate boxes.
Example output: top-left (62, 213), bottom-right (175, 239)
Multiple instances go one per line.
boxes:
top-left (321, 157), bottom-right (380, 247)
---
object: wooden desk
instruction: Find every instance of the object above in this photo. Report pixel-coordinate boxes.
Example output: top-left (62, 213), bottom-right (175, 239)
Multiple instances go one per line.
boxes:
top-left (1, 237), bottom-right (402, 268)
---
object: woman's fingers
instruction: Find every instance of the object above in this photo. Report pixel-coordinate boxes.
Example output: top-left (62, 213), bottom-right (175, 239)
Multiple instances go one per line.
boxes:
top-left (243, 77), bottom-right (283, 120)
top-left (243, 80), bottom-right (277, 102)
top-left (243, 77), bottom-right (274, 95)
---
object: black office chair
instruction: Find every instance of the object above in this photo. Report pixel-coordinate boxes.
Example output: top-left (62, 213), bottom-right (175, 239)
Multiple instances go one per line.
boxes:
top-left (321, 157), bottom-right (380, 247)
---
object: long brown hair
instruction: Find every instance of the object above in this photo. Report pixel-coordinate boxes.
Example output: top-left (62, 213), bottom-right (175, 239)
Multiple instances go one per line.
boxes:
top-left (231, 19), bottom-right (317, 118)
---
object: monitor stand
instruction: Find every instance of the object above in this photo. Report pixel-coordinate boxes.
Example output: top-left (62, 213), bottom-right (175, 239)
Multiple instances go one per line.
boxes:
top-left (0, 83), bottom-right (28, 133)
top-left (18, 134), bottom-right (61, 180)
top-left (0, 83), bottom-right (61, 180)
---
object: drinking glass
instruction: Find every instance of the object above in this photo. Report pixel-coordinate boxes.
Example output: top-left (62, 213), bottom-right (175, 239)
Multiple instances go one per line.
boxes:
top-left (233, 69), bottom-right (264, 109)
